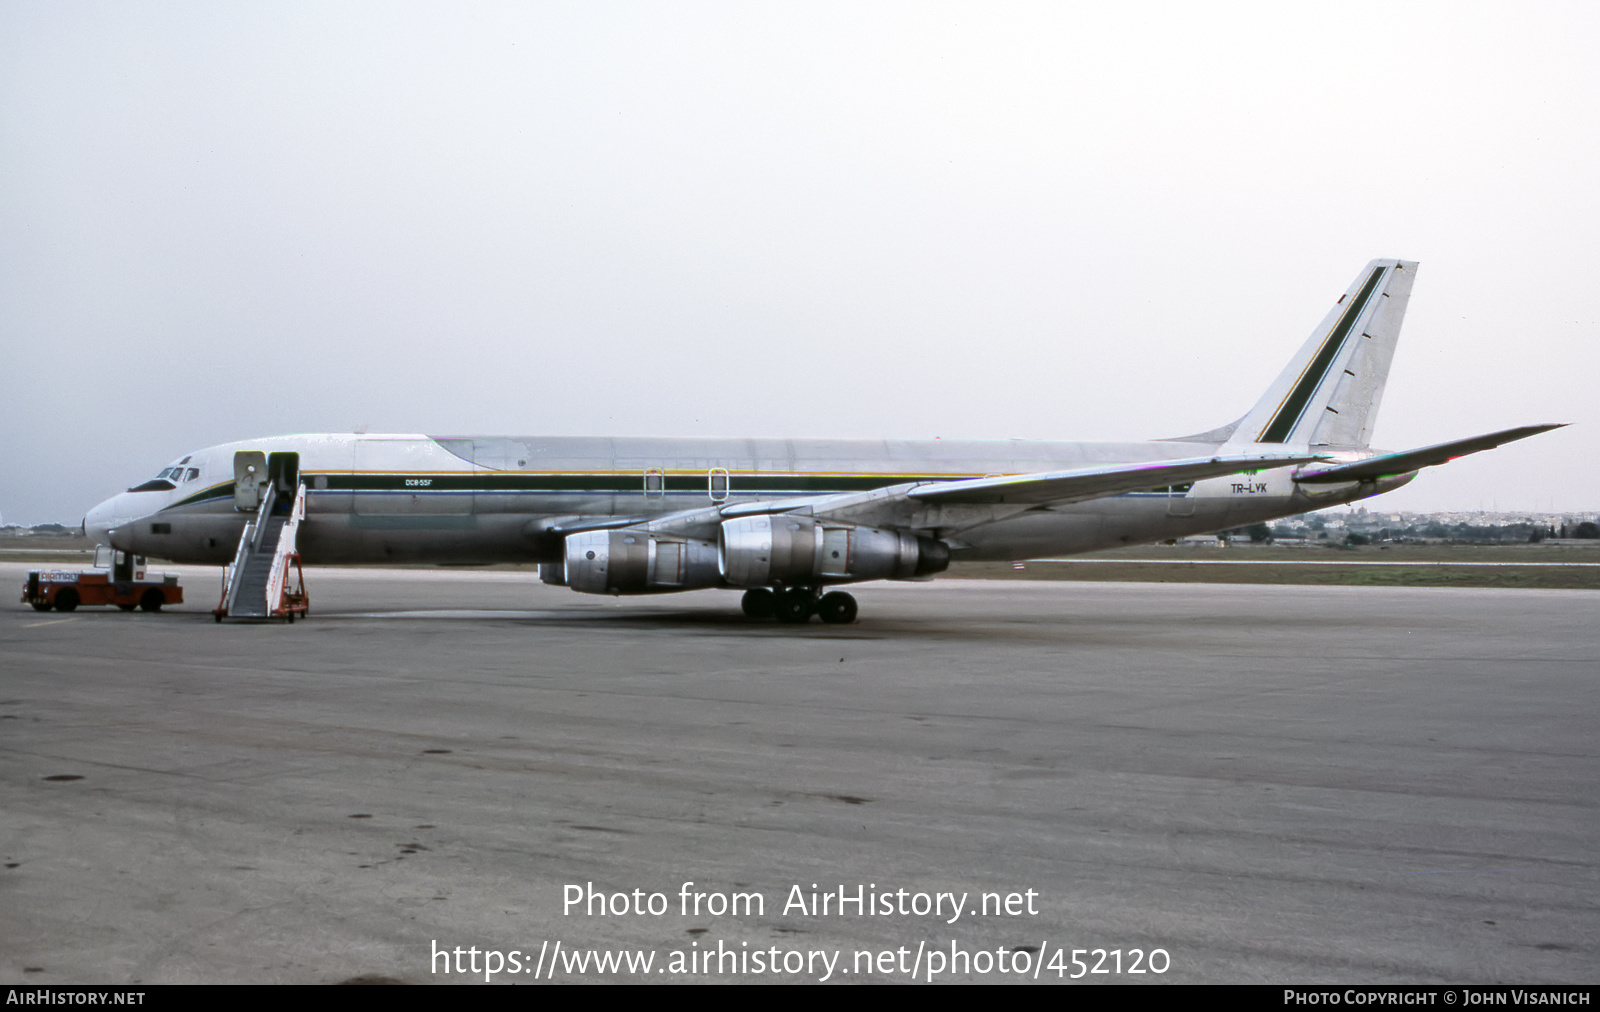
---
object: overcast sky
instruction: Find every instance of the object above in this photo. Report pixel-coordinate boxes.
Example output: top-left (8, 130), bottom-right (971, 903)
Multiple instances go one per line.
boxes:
top-left (3, 2), bottom-right (1596, 524)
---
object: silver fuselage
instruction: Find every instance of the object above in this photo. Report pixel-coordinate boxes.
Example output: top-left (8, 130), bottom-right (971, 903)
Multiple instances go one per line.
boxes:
top-left (86, 432), bottom-right (1408, 568)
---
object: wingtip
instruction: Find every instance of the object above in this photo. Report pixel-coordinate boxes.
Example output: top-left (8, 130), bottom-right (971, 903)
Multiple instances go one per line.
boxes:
top-left (1524, 422), bottom-right (1569, 435)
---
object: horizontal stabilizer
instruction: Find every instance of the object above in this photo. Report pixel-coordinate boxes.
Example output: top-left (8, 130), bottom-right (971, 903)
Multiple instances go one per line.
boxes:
top-left (908, 453), bottom-right (1321, 507)
top-left (1293, 424), bottom-right (1566, 483)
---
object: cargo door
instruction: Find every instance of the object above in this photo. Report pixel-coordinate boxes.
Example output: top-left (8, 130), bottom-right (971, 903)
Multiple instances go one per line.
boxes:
top-left (354, 438), bottom-right (473, 515)
top-left (435, 437), bottom-right (501, 514)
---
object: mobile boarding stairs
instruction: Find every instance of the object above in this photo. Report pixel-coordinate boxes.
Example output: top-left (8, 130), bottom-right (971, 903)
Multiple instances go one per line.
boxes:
top-left (215, 450), bottom-right (309, 622)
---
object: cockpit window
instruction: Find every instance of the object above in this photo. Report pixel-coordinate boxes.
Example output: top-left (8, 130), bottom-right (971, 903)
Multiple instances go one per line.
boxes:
top-left (185, 468), bottom-right (200, 481)
top-left (129, 466), bottom-right (183, 492)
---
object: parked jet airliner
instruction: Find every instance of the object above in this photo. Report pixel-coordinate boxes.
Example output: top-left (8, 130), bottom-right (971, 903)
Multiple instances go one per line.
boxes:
top-left (84, 260), bottom-right (1560, 622)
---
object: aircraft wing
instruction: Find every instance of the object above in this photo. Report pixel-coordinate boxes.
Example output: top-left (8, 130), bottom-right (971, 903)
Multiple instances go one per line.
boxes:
top-left (1293, 424), bottom-right (1566, 483)
top-left (557, 452), bottom-right (1322, 541)
top-left (780, 452), bottom-right (1321, 533)
top-left (898, 453), bottom-right (1323, 506)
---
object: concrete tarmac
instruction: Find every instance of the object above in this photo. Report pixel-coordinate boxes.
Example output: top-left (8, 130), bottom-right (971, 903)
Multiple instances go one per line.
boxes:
top-left (2, 564), bottom-right (1595, 984)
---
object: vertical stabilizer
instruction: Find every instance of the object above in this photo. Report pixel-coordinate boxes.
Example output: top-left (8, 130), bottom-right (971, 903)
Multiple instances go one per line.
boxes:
top-left (1231, 259), bottom-right (1417, 449)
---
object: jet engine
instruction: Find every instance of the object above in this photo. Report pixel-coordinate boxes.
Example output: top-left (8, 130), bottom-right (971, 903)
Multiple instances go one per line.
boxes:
top-left (718, 515), bottom-right (949, 587)
top-left (555, 530), bottom-right (722, 595)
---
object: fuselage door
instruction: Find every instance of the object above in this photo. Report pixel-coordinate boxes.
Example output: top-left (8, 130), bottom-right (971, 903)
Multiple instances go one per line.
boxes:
top-left (233, 451), bottom-right (268, 512)
top-left (267, 452), bottom-right (300, 514)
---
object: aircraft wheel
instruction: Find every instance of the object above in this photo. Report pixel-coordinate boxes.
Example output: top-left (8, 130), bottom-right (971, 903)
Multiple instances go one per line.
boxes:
top-left (30, 601), bottom-right (51, 612)
top-left (740, 588), bottom-right (775, 619)
top-left (139, 589), bottom-right (163, 612)
top-left (816, 591), bottom-right (858, 625)
top-left (54, 589), bottom-right (79, 612)
top-left (773, 589), bottom-right (814, 624)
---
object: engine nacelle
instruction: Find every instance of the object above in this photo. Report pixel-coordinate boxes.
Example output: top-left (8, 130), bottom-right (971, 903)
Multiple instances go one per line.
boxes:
top-left (718, 515), bottom-right (949, 586)
top-left (561, 530), bottom-right (721, 595)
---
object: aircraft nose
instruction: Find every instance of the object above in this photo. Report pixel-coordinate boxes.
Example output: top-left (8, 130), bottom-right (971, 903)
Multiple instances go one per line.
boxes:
top-left (84, 494), bottom-right (137, 548)
top-left (84, 497), bottom-right (116, 546)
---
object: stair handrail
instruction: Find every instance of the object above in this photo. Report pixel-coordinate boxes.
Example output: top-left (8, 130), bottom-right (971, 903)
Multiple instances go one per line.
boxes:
top-left (219, 520), bottom-right (256, 616)
top-left (264, 483), bottom-right (306, 617)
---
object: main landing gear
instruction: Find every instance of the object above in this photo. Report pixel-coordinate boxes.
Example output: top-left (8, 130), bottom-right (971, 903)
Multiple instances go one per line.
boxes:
top-left (740, 587), bottom-right (858, 624)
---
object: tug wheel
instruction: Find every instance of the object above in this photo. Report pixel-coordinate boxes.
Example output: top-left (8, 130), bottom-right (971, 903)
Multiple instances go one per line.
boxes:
top-left (139, 589), bottom-right (163, 612)
top-left (54, 589), bottom-right (79, 612)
